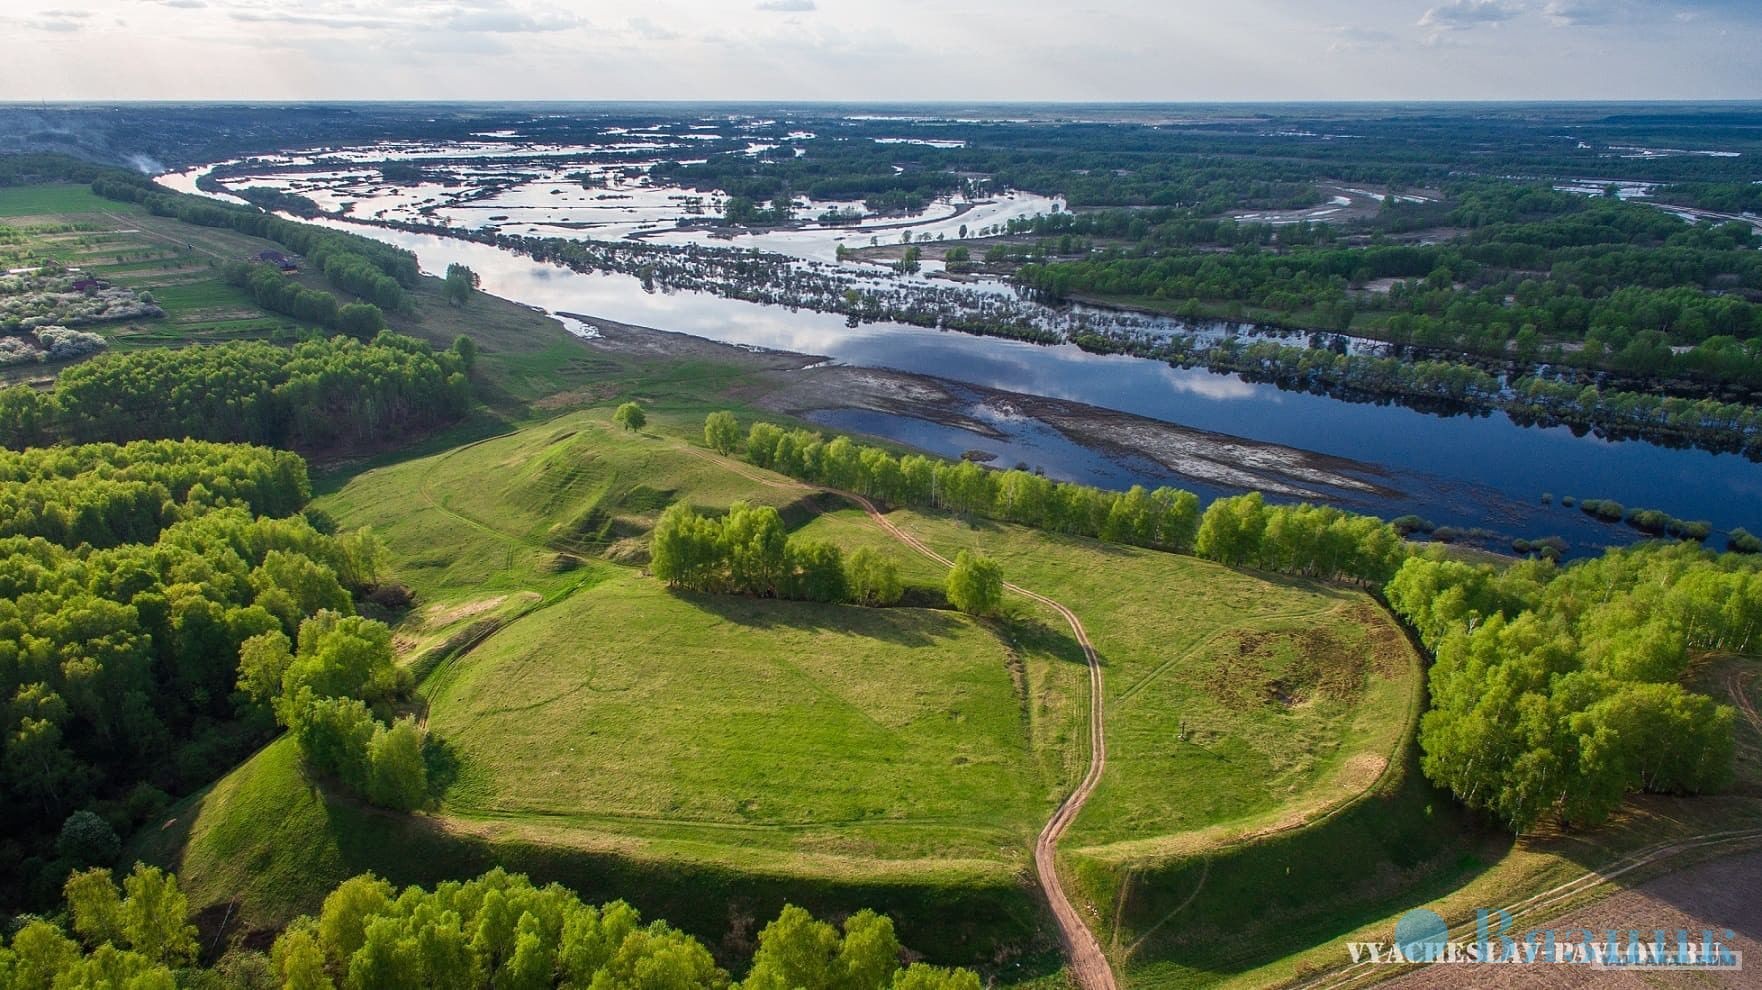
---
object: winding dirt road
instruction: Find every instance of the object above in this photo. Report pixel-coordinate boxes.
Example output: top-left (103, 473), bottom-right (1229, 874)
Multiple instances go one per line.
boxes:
top-left (844, 493), bottom-right (1118, 990)
top-left (677, 444), bottom-right (1118, 988)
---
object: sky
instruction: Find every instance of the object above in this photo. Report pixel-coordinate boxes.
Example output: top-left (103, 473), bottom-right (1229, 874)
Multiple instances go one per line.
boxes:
top-left (3, 0), bottom-right (1759, 102)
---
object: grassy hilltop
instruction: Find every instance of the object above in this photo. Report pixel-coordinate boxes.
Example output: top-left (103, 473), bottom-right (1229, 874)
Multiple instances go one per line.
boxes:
top-left (135, 408), bottom-right (1425, 985)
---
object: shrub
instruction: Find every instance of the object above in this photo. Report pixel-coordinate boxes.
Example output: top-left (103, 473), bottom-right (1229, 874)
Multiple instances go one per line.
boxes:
top-left (946, 550), bottom-right (1003, 617)
top-left (845, 547), bottom-right (903, 606)
top-left (55, 811), bottom-right (120, 869)
top-left (613, 402), bottom-right (646, 432)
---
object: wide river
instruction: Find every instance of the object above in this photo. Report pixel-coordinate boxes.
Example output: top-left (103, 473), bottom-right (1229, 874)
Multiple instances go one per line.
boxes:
top-left (158, 172), bottom-right (1762, 556)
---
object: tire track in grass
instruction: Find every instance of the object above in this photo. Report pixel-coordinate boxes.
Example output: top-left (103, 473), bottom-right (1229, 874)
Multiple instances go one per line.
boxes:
top-left (676, 443), bottom-right (1118, 990)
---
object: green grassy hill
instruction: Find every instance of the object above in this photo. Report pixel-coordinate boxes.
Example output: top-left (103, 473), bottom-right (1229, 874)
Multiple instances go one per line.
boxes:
top-left (137, 409), bottom-right (1437, 984)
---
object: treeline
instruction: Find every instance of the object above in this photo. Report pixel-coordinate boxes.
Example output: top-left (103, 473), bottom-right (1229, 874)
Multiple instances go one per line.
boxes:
top-left (222, 261), bottom-right (388, 338)
top-left (0, 441), bottom-right (396, 903)
top-left (0, 334), bottom-right (472, 452)
top-left (1055, 327), bottom-right (1762, 460)
top-left (0, 438), bottom-right (307, 548)
top-left (724, 415), bottom-right (1409, 587)
top-left (234, 184), bottom-right (324, 218)
top-left (1387, 541), bottom-right (1754, 830)
top-left (87, 171), bottom-right (418, 307)
top-left (1656, 181), bottom-right (1762, 215)
top-left (1, 865), bottom-right (981, 990)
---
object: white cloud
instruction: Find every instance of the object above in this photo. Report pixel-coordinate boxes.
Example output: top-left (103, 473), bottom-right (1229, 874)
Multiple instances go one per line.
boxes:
top-left (2, 0), bottom-right (1759, 100)
top-left (1418, 0), bottom-right (1522, 31)
top-left (628, 17), bottom-right (681, 41)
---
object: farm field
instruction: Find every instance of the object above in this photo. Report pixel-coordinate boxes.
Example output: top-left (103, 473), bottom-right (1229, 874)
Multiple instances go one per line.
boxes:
top-left (0, 183), bottom-right (301, 352)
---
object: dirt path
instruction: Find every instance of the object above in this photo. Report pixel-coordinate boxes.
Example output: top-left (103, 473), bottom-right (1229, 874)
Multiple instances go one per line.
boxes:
top-left (676, 443), bottom-right (1118, 989)
top-left (842, 491), bottom-right (1116, 990)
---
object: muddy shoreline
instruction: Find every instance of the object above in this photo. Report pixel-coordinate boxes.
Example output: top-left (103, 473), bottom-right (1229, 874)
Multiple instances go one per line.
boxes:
top-left (569, 313), bottom-right (1403, 502)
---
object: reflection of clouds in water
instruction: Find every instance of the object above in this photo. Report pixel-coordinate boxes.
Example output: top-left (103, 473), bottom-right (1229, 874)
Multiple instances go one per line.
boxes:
top-left (1156, 364), bottom-right (1264, 401)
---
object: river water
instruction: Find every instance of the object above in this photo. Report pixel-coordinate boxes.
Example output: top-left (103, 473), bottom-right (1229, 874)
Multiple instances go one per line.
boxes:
top-left (157, 165), bottom-right (1762, 556)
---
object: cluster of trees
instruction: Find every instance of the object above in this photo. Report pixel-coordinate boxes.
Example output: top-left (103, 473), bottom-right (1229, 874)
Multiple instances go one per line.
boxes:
top-left (740, 421), bottom-right (1202, 548)
top-left (235, 185), bottom-right (325, 219)
top-left (1658, 181), bottom-right (1762, 214)
top-left (0, 441), bottom-right (394, 903)
top-left (0, 864), bottom-right (199, 988)
top-left (223, 260), bottom-right (388, 338)
top-left (1507, 373), bottom-right (1762, 458)
top-left (1385, 541), bottom-right (1755, 830)
top-left (650, 501), bottom-right (902, 608)
top-left (729, 415), bottom-right (1408, 586)
top-left (1194, 492), bottom-right (1409, 585)
top-left (0, 438), bottom-right (308, 548)
top-left (1, 865), bottom-right (982, 990)
top-left (237, 610), bottom-right (428, 811)
top-left (0, 334), bottom-right (472, 451)
top-left (441, 263), bottom-right (479, 307)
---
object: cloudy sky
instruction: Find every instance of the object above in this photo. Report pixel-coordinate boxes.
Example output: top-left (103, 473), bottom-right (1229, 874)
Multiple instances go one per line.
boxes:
top-left (4, 0), bottom-right (1759, 102)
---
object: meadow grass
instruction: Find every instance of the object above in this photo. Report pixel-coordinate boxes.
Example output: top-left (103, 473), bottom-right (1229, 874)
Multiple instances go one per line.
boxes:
top-left (791, 506), bottom-right (1420, 849)
top-left (428, 569), bottom-right (1052, 863)
top-left (0, 183), bottom-right (131, 217)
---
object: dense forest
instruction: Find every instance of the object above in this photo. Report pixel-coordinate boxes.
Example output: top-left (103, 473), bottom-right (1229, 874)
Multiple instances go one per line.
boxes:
top-left (1388, 542), bottom-right (1754, 830)
top-left (0, 440), bottom-right (401, 903)
top-left (0, 334), bottom-right (472, 452)
top-left (0, 865), bottom-right (981, 990)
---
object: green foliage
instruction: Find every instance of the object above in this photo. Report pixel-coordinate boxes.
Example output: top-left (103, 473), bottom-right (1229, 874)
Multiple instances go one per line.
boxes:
top-left (703, 411), bottom-right (741, 455)
top-left (365, 718), bottom-right (428, 812)
top-left (1195, 494), bottom-right (1407, 585)
top-left (733, 414), bottom-right (1398, 584)
top-left (1730, 527), bottom-right (1762, 554)
top-left (1016, 187), bottom-right (1762, 391)
top-left (1385, 542), bottom-right (1752, 830)
top-left (56, 810), bottom-right (120, 869)
top-left (0, 441), bottom-right (389, 898)
top-left (188, 867), bottom-right (970, 990)
top-left (57, 864), bottom-right (198, 969)
top-left (265, 609), bottom-right (421, 810)
top-left (652, 501), bottom-right (852, 604)
top-left (782, 537), bottom-right (848, 603)
top-left (442, 263), bottom-right (479, 307)
top-left (451, 334), bottom-right (477, 371)
top-left (0, 334), bottom-right (470, 452)
top-left (844, 547), bottom-right (903, 606)
top-left (945, 551), bottom-right (1003, 617)
top-left (613, 402), bottom-right (647, 433)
